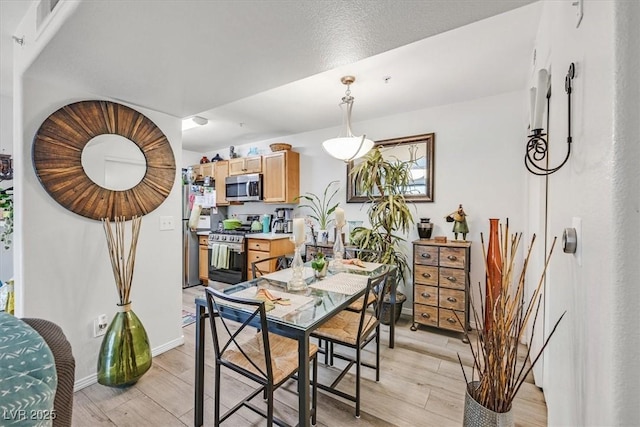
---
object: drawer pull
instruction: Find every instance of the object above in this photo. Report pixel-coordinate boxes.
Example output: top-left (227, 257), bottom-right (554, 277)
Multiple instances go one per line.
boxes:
top-left (422, 272), bottom-right (432, 278)
top-left (447, 297), bottom-right (457, 303)
top-left (421, 313), bottom-right (431, 319)
top-left (447, 255), bottom-right (458, 261)
top-left (446, 276), bottom-right (457, 282)
top-left (446, 317), bottom-right (457, 324)
top-left (421, 292), bottom-right (431, 298)
top-left (421, 253), bottom-right (431, 259)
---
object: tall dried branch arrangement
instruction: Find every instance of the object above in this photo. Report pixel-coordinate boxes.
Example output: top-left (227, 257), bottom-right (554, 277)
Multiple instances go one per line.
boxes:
top-left (458, 221), bottom-right (566, 413)
top-left (102, 216), bottom-right (142, 305)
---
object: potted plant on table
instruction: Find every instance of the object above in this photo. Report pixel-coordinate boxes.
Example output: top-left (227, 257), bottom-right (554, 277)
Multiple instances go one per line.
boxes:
top-left (310, 252), bottom-right (328, 279)
top-left (295, 180), bottom-right (340, 244)
top-left (459, 220), bottom-right (565, 426)
top-left (349, 147), bottom-right (414, 324)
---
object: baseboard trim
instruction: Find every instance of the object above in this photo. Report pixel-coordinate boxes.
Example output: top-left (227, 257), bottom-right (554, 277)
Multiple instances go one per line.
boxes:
top-left (73, 336), bottom-right (185, 392)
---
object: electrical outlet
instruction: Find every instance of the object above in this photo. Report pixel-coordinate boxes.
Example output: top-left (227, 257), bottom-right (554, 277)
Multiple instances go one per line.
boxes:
top-left (159, 215), bottom-right (175, 231)
top-left (93, 314), bottom-right (108, 337)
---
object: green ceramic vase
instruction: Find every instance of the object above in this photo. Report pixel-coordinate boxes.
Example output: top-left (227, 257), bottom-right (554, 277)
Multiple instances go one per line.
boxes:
top-left (97, 303), bottom-right (152, 387)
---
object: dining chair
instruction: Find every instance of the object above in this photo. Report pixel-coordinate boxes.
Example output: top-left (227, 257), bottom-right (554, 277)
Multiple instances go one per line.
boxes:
top-left (251, 254), bottom-right (292, 279)
top-left (344, 248), bottom-right (382, 313)
top-left (204, 287), bottom-right (318, 426)
top-left (310, 270), bottom-right (390, 418)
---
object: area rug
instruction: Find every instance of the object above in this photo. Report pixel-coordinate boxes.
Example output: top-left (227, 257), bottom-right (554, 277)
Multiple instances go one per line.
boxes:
top-left (182, 310), bottom-right (197, 328)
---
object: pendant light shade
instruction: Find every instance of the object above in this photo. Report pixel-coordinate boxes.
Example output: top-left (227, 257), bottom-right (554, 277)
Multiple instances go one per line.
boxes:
top-left (322, 76), bottom-right (374, 162)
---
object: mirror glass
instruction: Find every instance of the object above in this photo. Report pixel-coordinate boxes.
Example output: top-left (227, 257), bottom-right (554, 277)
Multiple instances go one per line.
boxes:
top-left (81, 134), bottom-right (147, 191)
top-left (346, 133), bottom-right (434, 203)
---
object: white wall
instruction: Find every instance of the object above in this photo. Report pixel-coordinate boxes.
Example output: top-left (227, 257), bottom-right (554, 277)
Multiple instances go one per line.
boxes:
top-left (218, 90), bottom-right (529, 311)
top-left (531, 1), bottom-right (639, 425)
top-left (18, 76), bottom-right (184, 387)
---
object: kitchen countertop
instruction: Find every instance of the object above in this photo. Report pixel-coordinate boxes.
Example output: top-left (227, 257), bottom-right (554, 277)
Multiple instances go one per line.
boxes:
top-left (246, 233), bottom-right (293, 240)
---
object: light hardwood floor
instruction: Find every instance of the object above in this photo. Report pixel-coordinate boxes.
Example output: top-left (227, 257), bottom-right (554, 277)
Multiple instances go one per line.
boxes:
top-left (72, 284), bottom-right (547, 426)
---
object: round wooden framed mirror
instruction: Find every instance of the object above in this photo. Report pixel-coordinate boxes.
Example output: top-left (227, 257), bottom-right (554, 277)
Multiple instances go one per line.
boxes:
top-left (32, 100), bottom-right (176, 221)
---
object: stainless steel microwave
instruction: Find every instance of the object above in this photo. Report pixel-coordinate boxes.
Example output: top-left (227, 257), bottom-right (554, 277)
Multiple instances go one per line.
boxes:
top-left (225, 173), bottom-right (263, 202)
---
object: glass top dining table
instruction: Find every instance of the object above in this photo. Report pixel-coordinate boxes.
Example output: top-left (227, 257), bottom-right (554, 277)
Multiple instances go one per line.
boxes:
top-left (193, 261), bottom-right (398, 427)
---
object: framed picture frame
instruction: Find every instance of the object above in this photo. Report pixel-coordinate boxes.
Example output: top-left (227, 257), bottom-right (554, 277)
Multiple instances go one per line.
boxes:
top-left (346, 133), bottom-right (434, 203)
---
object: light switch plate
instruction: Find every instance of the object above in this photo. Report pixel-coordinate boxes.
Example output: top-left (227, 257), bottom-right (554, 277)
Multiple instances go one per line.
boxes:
top-left (160, 216), bottom-right (175, 231)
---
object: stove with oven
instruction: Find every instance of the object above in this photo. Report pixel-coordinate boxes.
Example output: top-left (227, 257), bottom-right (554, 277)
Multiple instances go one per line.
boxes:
top-left (207, 215), bottom-right (262, 285)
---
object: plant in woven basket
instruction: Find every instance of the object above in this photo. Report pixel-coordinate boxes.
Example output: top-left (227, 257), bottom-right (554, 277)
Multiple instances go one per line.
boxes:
top-left (457, 220), bottom-right (565, 415)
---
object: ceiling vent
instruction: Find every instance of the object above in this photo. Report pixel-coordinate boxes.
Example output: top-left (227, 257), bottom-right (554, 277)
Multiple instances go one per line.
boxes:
top-left (36, 0), bottom-right (61, 32)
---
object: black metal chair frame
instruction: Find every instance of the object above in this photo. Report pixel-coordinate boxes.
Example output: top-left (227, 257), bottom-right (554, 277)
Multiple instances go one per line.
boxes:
top-left (251, 254), bottom-right (293, 278)
top-left (205, 287), bottom-right (317, 426)
top-left (311, 271), bottom-right (389, 418)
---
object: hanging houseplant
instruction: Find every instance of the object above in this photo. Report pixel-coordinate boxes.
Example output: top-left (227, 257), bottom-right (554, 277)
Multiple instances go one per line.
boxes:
top-left (349, 147), bottom-right (414, 323)
top-left (97, 216), bottom-right (152, 387)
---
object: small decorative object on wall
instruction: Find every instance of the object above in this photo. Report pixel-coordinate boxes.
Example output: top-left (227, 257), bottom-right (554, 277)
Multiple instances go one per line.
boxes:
top-left (525, 63), bottom-right (575, 176)
top-left (445, 204), bottom-right (469, 241)
top-left (32, 100), bottom-right (176, 221)
top-left (347, 133), bottom-right (434, 203)
top-left (459, 220), bottom-right (565, 426)
top-left (97, 216), bottom-right (152, 387)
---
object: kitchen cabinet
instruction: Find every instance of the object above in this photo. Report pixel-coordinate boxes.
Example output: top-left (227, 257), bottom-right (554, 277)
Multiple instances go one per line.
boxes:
top-left (262, 150), bottom-right (300, 203)
top-left (246, 237), bottom-right (294, 280)
top-left (198, 235), bottom-right (209, 283)
top-left (190, 163), bottom-right (215, 182)
top-left (228, 156), bottom-right (262, 176)
top-left (214, 160), bottom-right (229, 206)
top-left (411, 240), bottom-right (471, 340)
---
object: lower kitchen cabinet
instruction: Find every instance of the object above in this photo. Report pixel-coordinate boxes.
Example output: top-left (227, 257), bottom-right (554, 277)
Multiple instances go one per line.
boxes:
top-left (246, 237), bottom-right (294, 279)
top-left (411, 239), bottom-right (471, 340)
top-left (198, 235), bottom-right (209, 283)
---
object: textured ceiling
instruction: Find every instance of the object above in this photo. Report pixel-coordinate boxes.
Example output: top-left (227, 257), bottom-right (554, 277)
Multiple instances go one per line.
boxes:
top-left (17, 0), bottom-right (540, 152)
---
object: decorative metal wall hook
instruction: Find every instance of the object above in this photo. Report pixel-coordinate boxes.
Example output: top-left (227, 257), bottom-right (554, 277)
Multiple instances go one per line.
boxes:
top-left (12, 35), bottom-right (24, 46)
top-left (525, 62), bottom-right (575, 176)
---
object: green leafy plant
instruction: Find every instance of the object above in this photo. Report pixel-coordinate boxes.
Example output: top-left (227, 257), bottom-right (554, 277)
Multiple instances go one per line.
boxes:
top-left (0, 188), bottom-right (13, 250)
top-left (350, 148), bottom-right (415, 289)
top-left (310, 252), bottom-right (326, 271)
top-left (295, 180), bottom-right (340, 230)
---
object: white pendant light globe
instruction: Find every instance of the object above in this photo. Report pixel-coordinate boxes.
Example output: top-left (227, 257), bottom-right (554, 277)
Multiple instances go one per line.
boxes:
top-left (322, 135), bottom-right (374, 161)
top-left (322, 76), bottom-right (374, 162)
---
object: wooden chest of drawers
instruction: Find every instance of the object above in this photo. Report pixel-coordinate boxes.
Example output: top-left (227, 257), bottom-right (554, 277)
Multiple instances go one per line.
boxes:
top-left (411, 240), bottom-right (471, 339)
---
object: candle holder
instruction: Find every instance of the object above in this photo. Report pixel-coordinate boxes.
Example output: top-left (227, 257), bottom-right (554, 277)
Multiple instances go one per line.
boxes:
top-left (287, 243), bottom-right (307, 291)
top-left (330, 224), bottom-right (345, 272)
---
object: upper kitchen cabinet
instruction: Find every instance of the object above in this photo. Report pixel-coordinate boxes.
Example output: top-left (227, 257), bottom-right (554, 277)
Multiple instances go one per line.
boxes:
top-left (214, 160), bottom-right (230, 206)
top-left (262, 150), bottom-right (299, 203)
top-left (190, 162), bottom-right (215, 182)
top-left (228, 156), bottom-right (262, 176)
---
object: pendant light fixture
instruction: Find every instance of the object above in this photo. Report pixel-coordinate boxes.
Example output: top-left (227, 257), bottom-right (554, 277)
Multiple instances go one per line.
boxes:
top-left (322, 76), bottom-right (374, 162)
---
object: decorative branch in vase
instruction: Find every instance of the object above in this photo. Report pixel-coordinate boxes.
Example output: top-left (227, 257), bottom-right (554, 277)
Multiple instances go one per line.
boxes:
top-left (97, 216), bottom-right (152, 387)
top-left (458, 219), bottom-right (565, 426)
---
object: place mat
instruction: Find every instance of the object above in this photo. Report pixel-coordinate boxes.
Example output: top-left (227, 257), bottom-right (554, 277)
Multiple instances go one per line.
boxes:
top-left (261, 267), bottom-right (314, 283)
top-left (309, 272), bottom-right (369, 295)
top-left (223, 287), bottom-right (314, 319)
top-left (341, 261), bottom-right (384, 272)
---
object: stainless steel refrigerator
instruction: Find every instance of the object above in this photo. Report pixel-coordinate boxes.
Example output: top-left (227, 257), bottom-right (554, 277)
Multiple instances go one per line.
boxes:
top-left (182, 184), bottom-right (225, 288)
